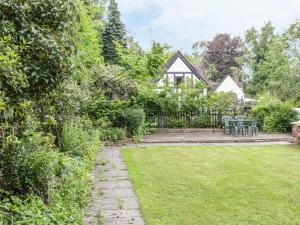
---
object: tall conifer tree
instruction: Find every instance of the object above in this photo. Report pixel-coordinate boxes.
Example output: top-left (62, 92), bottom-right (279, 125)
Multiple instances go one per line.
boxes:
top-left (102, 0), bottom-right (126, 64)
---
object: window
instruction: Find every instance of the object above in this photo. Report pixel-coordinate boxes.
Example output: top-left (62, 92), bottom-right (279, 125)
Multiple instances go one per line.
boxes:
top-left (175, 76), bottom-right (184, 88)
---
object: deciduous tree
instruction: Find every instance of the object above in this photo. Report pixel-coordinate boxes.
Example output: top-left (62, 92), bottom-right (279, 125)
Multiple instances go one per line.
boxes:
top-left (244, 22), bottom-right (276, 96)
top-left (195, 33), bottom-right (243, 82)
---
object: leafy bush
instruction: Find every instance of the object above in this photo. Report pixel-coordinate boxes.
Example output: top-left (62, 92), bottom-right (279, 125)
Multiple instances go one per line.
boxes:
top-left (133, 129), bottom-right (143, 144)
top-left (2, 196), bottom-right (84, 225)
top-left (101, 128), bottom-right (127, 142)
top-left (141, 121), bottom-right (157, 134)
top-left (87, 96), bottom-right (131, 126)
top-left (251, 96), bottom-right (297, 133)
top-left (60, 118), bottom-right (101, 159)
top-left (0, 159), bottom-right (90, 225)
top-left (48, 157), bottom-right (93, 222)
top-left (169, 118), bottom-right (188, 128)
top-left (0, 0), bottom-right (78, 98)
top-left (0, 1), bottom-right (104, 224)
top-left (20, 150), bottom-right (62, 200)
top-left (193, 114), bottom-right (210, 128)
top-left (0, 196), bottom-right (57, 225)
top-left (0, 122), bottom-right (100, 224)
top-left (1, 129), bottom-right (61, 200)
top-left (264, 110), bottom-right (297, 133)
top-left (116, 107), bottom-right (145, 135)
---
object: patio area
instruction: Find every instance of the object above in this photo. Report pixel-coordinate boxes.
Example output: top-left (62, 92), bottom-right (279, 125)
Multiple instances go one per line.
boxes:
top-left (141, 129), bottom-right (293, 144)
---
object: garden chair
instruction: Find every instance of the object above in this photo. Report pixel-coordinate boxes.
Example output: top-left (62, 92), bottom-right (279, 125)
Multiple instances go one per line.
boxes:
top-left (234, 115), bottom-right (245, 136)
top-left (248, 119), bottom-right (258, 136)
top-left (222, 116), bottom-right (233, 134)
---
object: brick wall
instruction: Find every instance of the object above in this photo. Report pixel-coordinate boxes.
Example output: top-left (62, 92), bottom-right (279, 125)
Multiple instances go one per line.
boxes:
top-left (292, 122), bottom-right (300, 142)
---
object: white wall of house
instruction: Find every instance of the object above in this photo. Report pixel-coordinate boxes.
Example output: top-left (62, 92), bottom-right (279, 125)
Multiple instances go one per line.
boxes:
top-left (158, 57), bottom-right (198, 87)
top-left (168, 57), bottom-right (191, 72)
top-left (216, 76), bottom-right (244, 99)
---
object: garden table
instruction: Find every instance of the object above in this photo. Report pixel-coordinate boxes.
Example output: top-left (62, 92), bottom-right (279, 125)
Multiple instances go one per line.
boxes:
top-left (229, 119), bottom-right (255, 136)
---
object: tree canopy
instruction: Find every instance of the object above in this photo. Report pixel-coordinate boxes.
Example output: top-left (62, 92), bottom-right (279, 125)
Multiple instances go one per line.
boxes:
top-left (244, 21), bottom-right (300, 102)
top-left (194, 33), bottom-right (244, 82)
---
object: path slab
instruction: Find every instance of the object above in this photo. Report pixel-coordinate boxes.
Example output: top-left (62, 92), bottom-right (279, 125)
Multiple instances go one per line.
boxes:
top-left (141, 129), bottom-right (292, 144)
top-left (84, 147), bottom-right (145, 225)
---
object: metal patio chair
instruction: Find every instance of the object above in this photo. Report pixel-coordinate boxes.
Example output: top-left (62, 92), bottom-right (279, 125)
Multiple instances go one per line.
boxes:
top-left (234, 115), bottom-right (246, 136)
top-left (248, 119), bottom-right (258, 136)
top-left (222, 116), bottom-right (233, 134)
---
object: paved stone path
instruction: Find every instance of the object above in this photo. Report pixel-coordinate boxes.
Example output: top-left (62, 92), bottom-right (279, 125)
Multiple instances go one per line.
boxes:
top-left (142, 129), bottom-right (293, 144)
top-left (84, 146), bottom-right (145, 225)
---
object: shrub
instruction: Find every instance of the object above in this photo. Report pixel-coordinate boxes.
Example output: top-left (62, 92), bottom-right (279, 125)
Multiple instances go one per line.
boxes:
top-left (116, 107), bottom-right (145, 135)
top-left (141, 121), bottom-right (157, 134)
top-left (48, 157), bottom-right (92, 223)
top-left (264, 109), bottom-right (297, 133)
top-left (251, 96), bottom-right (297, 133)
top-left (133, 129), bottom-right (143, 144)
top-left (87, 96), bottom-right (130, 126)
top-left (1, 130), bottom-right (61, 200)
top-left (101, 128), bottom-right (127, 142)
top-left (0, 196), bottom-right (56, 225)
top-left (60, 118), bottom-right (101, 159)
top-left (169, 118), bottom-right (188, 128)
top-left (20, 150), bottom-right (62, 200)
top-left (0, 193), bottom-right (83, 224)
top-left (193, 114), bottom-right (210, 128)
top-left (0, 156), bottom-right (95, 225)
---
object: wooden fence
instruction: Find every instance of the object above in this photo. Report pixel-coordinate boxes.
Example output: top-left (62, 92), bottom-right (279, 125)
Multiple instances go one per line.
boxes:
top-left (147, 109), bottom-right (240, 128)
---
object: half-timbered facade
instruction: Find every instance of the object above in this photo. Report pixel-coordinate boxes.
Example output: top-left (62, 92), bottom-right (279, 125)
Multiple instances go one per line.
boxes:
top-left (157, 51), bottom-right (210, 90)
top-left (158, 51), bottom-right (246, 100)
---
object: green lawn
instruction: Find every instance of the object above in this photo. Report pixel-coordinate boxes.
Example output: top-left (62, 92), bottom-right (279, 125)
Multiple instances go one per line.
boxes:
top-left (122, 145), bottom-right (300, 225)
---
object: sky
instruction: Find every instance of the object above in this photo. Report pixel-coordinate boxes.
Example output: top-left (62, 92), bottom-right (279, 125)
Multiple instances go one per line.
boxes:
top-left (117, 0), bottom-right (300, 53)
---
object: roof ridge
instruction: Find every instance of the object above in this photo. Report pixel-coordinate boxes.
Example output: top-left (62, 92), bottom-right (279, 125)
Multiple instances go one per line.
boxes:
top-left (165, 51), bottom-right (211, 86)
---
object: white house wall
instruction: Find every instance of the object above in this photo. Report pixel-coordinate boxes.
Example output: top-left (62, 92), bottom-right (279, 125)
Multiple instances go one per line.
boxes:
top-left (168, 57), bottom-right (192, 72)
top-left (160, 73), bottom-right (199, 87)
top-left (158, 57), bottom-right (201, 87)
top-left (216, 76), bottom-right (244, 99)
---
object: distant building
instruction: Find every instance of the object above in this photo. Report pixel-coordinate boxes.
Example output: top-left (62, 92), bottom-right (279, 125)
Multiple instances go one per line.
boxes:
top-left (215, 75), bottom-right (244, 100)
top-left (158, 51), bottom-right (246, 100)
top-left (157, 51), bottom-right (211, 94)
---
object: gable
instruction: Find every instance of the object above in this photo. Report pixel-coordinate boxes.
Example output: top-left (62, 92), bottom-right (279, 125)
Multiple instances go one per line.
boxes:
top-left (164, 51), bottom-right (211, 86)
top-left (167, 57), bottom-right (192, 73)
top-left (216, 76), bottom-right (244, 99)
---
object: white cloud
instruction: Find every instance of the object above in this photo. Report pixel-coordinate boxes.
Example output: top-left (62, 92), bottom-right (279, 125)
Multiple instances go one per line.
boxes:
top-left (118, 0), bottom-right (300, 52)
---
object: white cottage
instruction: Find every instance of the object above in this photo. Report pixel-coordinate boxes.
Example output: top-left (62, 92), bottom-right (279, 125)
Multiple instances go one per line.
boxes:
top-left (215, 75), bottom-right (245, 100)
top-left (158, 51), bottom-right (211, 91)
top-left (158, 51), bottom-right (246, 100)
